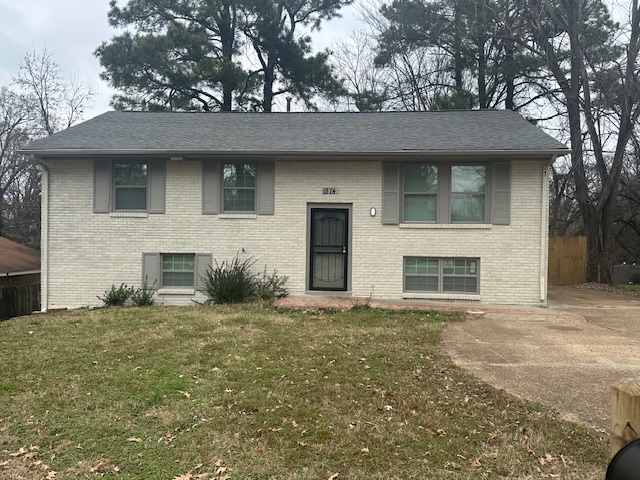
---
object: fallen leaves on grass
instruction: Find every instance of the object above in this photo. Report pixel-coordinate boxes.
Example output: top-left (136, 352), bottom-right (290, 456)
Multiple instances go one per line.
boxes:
top-left (1, 445), bottom-right (58, 479)
top-left (0, 306), bottom-right (608, 479)
top-left (173, 459), bottom-right (232, 480)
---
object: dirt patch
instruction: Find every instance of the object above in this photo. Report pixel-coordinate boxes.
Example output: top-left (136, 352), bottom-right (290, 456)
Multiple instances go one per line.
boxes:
top-left (548, 285), bottom-right (640, 336)
top-left (548, 283), bottom-right (640, 307)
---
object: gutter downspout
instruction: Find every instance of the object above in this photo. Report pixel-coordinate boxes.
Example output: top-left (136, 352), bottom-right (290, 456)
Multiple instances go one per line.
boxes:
top-left (540, 156), bottom-right (557, 305)
top-left (37, 160), bottom-right (49, 312)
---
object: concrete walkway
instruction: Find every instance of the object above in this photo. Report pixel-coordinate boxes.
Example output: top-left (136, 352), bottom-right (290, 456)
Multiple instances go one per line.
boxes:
top-left (443, 286), bottom-right (640, 430)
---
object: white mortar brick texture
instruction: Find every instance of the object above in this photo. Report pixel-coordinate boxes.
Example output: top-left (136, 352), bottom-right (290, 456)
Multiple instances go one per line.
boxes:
top-left (44, 159), bottom-right (547, 309)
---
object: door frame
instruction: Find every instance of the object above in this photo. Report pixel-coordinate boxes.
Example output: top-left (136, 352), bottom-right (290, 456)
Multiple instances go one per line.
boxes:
top-left (306, 203), bottom-right (352, 293)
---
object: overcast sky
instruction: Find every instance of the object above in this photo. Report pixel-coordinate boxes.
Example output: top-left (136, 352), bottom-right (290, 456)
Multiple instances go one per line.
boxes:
top-left (0, 0), bottom-right (364, 119)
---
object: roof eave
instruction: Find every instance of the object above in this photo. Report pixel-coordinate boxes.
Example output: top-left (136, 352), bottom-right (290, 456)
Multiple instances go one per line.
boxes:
top-left (1, 269), bottom-right (41, 277)
top-left (21, 148), bottom-right (570, 158)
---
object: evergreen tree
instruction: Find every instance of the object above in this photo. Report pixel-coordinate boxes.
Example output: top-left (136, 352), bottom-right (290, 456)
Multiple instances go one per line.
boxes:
top-left (96, 0), bottom-right (243, 111)
top-left (96, 0), bottom-right (352, 112)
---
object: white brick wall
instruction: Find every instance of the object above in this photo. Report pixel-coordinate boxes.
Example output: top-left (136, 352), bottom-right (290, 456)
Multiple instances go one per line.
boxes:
top-left (44, 158), bottom-right (548, 308)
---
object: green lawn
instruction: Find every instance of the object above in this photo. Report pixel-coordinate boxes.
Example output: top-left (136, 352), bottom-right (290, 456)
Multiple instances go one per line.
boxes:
top-left (0, 306), bottom-right (607, 479)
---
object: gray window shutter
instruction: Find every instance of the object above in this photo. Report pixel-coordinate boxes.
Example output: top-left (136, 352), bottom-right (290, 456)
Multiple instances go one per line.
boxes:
top-left (492, 162), bottom-right (511, 225)
top-left (257, 161), bottom-right (275, 215)
top-left (148, 160), bottom-right (166, 214)
top-left (382, 163), bottom-right (400, 224)
top-left (142, 253), bottom-right (160, 289)
top-left (202, 161), bottom-right (220, 214)
top-left (93, 159), bottom-right (110, 213)
top-left (195, 253), bottom-right (212, 290)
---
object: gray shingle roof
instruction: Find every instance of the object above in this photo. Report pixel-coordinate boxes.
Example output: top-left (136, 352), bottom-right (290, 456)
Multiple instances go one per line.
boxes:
top-left (22, 110), bottom-right (568, 155)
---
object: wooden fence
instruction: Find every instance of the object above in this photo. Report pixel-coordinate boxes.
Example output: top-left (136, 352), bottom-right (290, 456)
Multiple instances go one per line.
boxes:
top-left (0, 284), bottom-right (40, 321)
top-left (548, 236), bottom-right (587, 285)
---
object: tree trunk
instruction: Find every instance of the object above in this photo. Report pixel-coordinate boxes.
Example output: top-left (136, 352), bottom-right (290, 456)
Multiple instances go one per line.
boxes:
top-left (563, 0), bottom-right (607, 283)
top-left (477, 40), bottom-right (487, 108)
top-left (583, 203), bottom-right (617, 283)
top-left (453, 1), bottom-right (465, 100)
top-left (504, 40), bottom-right (515, 110)
top-left (0, 197), bottom-right (4, 238)
top-left (219, 2), bottom-right (236, 111)
top-left (263, 65), bottom-right (274, 112)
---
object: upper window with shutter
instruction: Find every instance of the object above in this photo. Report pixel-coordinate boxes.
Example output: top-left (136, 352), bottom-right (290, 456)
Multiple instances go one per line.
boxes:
top-left (93, 159), bottom-right (166, 214)
top-left (114, 162), bottom-right (148, 210)
top-left (203, 160), bottom-right (275, 215)
top-left (450, 165), bottom-right (486, 223)
top-left (223, 163), bottom-right (256, 212)
top-left (404, 165), bottom-right (438, 222)
top-left (382, 161), bottom-right (510, 225)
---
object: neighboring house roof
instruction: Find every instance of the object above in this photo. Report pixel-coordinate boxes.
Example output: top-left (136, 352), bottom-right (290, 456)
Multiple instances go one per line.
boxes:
top-left (22, 110), bottom-right (568, 157)
top-left (0, 237), bottom-right (40, 275)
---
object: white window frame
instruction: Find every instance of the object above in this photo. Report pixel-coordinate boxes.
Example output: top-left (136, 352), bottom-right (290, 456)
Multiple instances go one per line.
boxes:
top-left (404, 257), bottom-right (480, 294)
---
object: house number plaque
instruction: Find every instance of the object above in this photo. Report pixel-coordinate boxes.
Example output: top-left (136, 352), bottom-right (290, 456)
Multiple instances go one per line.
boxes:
top-left (322, 187), bottom-right (339, 195)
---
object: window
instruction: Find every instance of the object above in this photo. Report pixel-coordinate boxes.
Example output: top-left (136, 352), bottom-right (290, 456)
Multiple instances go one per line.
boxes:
top-left (399, 163), bottom-right (490, 224)
top-left (404, 257), bottom-right (479, 294)
top-left (162, 254), bottom-right (195, 288)
top-left (114, 162), bottom-right (148, 210)
top-left (404, 258), bottom-right (439, 292)
top-left (202, 161), bottom-right (274, 215)
top-left (442, 258), bottom-right (479, 293)
top-left (223, 163), bottom-right (256, 212)
top-left (94, 159), bottom-right (165, 214)
top-left (142, 252), bottom-right (210, 291)
top-left (403, 165), bottom-right (438, 222)
top-left (451, 166), bottom-right (486, 223)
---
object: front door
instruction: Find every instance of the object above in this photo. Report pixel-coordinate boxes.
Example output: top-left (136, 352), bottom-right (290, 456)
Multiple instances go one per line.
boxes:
top-left (309, 208), bottom-right (349, 291)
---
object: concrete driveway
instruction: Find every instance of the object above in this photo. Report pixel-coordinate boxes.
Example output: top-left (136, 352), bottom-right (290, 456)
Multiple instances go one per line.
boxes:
top-left (442, 285), bottom-right (640, 430)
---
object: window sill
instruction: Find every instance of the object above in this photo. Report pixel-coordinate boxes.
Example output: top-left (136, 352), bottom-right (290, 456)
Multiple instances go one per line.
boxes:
top-left (399, 223), bottom-right (491, 229)
top-left (219, 213), bottom-right (258, 219)
top-left (158, 289), bottom-right (196, 296)
top-left (110, 212), bottom-right (148, 218)
top-left (403, 292), bottom-right (480, 301)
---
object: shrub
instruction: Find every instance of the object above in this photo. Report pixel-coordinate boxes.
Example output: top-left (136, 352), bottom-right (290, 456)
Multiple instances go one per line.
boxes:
top-left (131, 279), bottom-right (156, 307)
top-left (98, 283), bottom-right (135, 307)
top-left (200, 255), bottom-right (257, 304)
top-left (256, 267), bottom-right (289, 304)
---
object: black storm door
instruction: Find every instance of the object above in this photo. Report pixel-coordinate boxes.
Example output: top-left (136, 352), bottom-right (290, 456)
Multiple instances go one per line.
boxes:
top-left (310, 208), bottom-right (348, 291)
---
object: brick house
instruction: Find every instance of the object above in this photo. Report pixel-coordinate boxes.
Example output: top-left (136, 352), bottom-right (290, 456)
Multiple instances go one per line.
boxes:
top-left (22, 110), bottom-right (567, 310)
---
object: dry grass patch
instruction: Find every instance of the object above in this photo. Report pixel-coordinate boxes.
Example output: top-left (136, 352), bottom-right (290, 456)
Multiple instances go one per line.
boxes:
top-left (0, 306), bottom-right (607, 479)
top-left (615, 283), bottom-right (640, 295)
